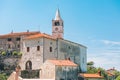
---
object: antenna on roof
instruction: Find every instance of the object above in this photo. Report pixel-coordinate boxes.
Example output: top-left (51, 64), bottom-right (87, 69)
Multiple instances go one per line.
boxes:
top-left (38, 25), bottom-right (41, 33)
top-left (11, 30), bottom-right (13, 34)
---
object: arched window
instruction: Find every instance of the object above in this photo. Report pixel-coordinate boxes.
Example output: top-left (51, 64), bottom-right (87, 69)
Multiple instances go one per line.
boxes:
top-left (25, 61), bottom-right (32, 70)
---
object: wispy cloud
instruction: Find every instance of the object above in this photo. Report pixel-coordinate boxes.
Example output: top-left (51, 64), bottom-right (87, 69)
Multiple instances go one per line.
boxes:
top-left (87, 39), bottom-right (120, 71)
top-left (101, 40), bottom-right (120, 45)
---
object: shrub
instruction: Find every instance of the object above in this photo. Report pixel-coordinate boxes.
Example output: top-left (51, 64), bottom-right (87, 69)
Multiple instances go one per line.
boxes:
top-left (1, 51), bottom-right (6, 56)
top-left (0, 73), bottom-right (8, 80)
top-left (12, 51), bottom-right (18, 55)
top-left (18, 52), bottom-right (22, 56)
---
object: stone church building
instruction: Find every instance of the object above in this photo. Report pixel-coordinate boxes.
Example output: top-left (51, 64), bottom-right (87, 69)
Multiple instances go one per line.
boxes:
top-left (19, 9), bottom-right (87, 72)
top-left (6, 9), bottom-right (87, 80)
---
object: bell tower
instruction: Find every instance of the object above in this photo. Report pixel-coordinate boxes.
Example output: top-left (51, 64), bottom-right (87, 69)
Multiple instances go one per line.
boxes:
top-left (52, 9), bottom-right (64, 39)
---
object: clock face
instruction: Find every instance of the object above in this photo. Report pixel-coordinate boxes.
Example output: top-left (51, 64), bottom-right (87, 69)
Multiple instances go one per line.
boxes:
top-left (55, 27), bottom-right (58, 31)
top-left (55, 22), bottom-right (60, 26)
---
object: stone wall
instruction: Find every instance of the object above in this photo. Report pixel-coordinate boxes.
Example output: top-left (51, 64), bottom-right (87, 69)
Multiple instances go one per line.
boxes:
top-left (57, 39), bottom-right (87, 72)
top-left (56, 66), bottom-right (78, 80)
top-left (40, 61), bottom-right (55, 79)
top-left (19, 38), bottom-right (44, 70)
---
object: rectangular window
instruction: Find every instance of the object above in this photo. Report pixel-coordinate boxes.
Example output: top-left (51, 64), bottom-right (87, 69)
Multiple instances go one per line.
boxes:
top-left (16, 37), bottom-right (21, 41)
top-left (8, 44), bottom-right (11, 49)
top-left (50, 47), bottom-right (52, 52)
top-left (17, 44), bottom-right (20, 48)
top-left (37, 46), bottom-right (40, 51)
top-left (7, 38), bottom-right (12, 41)
top-left (27, 47), bottom-right (30, 52)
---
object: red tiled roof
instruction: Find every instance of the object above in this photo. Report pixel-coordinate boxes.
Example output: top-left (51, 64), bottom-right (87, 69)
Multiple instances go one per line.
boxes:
top-left (106, 68), bottom-right (115, 76)
top-left (48, 60), bottom-right (77, 67)
top-left (79, 73), bottom-right (104, 79)
top-left (24, 33), bottom-right (56, 40)
top-left (106, 71), bottom-right (114, 76)
top-left (0, 31), bottom-right (40, 38)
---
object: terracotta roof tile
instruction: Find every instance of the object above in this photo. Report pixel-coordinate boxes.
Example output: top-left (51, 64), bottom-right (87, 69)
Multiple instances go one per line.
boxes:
top-left (0, 31), bottom-right (40, 38)
top-left (79, 73), bottom-right (104, 78)
top-left (24, 33), bottom-right (56, 40)
top-left (106, 71), bottom-right (115, 76)
top-left (48, 60), bottom-right (77, 66)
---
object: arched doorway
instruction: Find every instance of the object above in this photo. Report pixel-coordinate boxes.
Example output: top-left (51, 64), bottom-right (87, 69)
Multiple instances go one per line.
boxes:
top-left (25, 60), bottom-right (32, 70)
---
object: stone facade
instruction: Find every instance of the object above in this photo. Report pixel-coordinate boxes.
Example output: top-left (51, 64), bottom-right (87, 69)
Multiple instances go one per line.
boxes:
top-left (19, 37), bottom-right (57, 70)
top-left (7, 9), bottom-right (88, 80)
top-left (0, 31), bottom-right (39, 52)
top-left (40, 60), bottom-right (78, 80)
top-left (57, 39), bottom-right (87, 72)
top-left (19, 10), bottom-right (87, 72)
top-left (19, 36), bottom-right (87, 72)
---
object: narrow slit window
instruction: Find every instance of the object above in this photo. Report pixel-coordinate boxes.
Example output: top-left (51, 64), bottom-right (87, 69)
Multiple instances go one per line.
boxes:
top-left (50, 47), bottom-right (52, 52)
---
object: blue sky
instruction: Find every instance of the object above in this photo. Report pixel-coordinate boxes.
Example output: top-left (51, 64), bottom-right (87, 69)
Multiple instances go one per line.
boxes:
top-left (0, 0), bottom-right (120, 70)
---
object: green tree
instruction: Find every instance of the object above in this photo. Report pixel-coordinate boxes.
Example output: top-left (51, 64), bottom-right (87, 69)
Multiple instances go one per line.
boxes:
top-left (116, 75), bottom-right (120, 80)
top-left (12, 51), bottom-right (18, 55)
top-left (87, 61), bottom-right (97, 73)
top-left (18, 52), bottom-right (22, 56)
top-left (87, 61), bottom-right (94, 66)
top-left (0, 73), bottom-right (8, 80)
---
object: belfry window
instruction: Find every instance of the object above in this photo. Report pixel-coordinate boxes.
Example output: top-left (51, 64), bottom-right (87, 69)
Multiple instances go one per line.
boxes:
top-left (55, 22), bottom-right (60, 26)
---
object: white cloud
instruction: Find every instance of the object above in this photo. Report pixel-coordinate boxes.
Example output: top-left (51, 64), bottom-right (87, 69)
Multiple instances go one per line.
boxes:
top-left (87, 39), bottom-right (120, 71)
top-left (101, 40), bottom-right (120, 45)
top-left (87, 52), bottom-right (120, 70)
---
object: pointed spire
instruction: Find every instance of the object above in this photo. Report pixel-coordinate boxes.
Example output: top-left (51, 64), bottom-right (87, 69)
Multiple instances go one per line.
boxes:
top-left (55, 8), bottom-right (62, 20)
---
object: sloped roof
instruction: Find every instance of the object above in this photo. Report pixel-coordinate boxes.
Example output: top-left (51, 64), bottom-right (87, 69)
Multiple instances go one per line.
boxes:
top-left (24, 33), bottom-right (56, 40)
top-left (48, 60), bottom-right (77, 67)
top-left (106, 68), bottom-right (116, 76)
top-left (0, 31), bottom-right (40, 38)
top-left (79, 73), bottom-right (104, 79)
